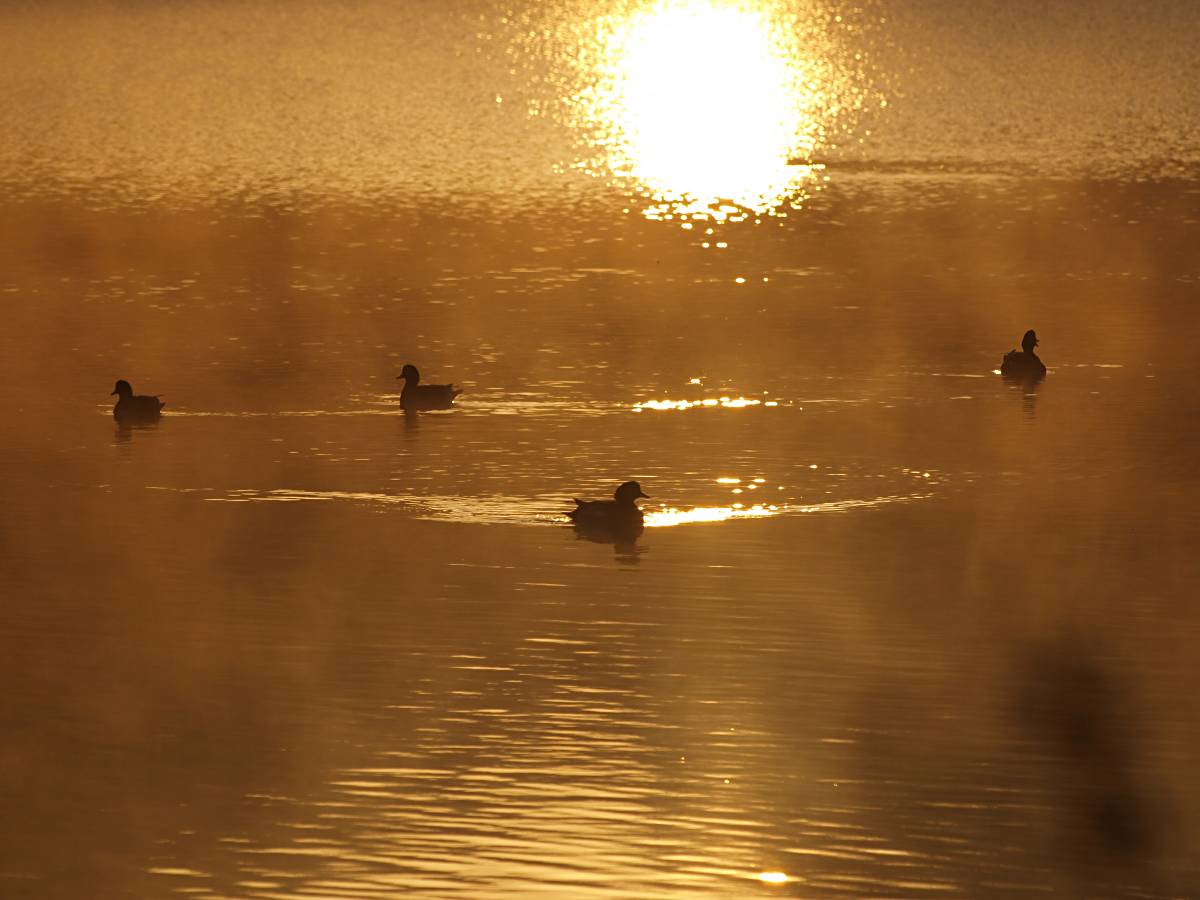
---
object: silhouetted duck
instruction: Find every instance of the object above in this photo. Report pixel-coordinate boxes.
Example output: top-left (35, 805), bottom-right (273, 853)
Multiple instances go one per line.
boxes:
top-left (111, 379), bottom-right (164, 423)
top-left (397, 364), bottom-right (462, 410)
top-left (567, 481), bottom-right (649, 536)
top-left (1000, 329), bottom-right (1047, 380)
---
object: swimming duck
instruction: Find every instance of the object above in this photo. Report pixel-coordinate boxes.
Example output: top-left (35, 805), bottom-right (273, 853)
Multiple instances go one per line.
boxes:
top-left (1000, 329), bottom-right (1047, 380)
top-left (397, 364), bottom-right (462, 410)
top-left (567, 481), bottom-right (649, 536)
top-left (111, 379), bottom-right (165, 422)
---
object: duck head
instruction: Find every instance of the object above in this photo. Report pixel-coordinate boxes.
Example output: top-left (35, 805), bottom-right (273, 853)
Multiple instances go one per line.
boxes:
top-left (1021, 330), bottom-right (1039, 354)
top-left (614, 481), bottom-right (649, 505)
top-left (111, 379), bottom-right (133, 398)
top-left (397, 364), bottom-right (420, 384)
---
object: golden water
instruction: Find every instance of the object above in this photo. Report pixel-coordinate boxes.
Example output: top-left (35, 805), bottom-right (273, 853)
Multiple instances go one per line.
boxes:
top-left (1, 2), bottom-right (1199, 897)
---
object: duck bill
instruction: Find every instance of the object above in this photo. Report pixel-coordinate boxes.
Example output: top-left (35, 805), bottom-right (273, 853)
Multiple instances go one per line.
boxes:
top-left (638, 490), bottom-right (649, 499)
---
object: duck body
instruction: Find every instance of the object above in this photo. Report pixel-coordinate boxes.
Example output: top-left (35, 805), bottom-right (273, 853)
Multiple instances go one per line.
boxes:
top-left (1000, 329), bottom-right (1047, 381)
top-left (397, 364), bottom-right (462, 410)
top-left (111, 379), bottom-right (164, 423)
top-left (567, 481), bottom-right (648, 537)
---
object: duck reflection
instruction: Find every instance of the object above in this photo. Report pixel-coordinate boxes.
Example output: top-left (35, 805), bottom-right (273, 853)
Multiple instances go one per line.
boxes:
top-left (996, 364), bottom-right (1042, 417)
top-left (612, 539), bottom-right (644, 565)
top-left (571, 528), bottom-right (646, 566)
top-left (113, 422), bottom-right (164, 453)
top-left (1021, 383), bottom-right (1040, 418)
top-left (113, 418), bottom-right (161, 445)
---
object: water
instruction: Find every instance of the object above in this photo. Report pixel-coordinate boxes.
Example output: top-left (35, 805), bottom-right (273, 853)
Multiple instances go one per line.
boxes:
top-left (2, 2), bottom-right (1199, 898)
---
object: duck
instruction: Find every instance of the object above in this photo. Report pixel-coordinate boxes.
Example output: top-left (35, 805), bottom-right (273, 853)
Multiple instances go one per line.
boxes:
top-left (111, 379), bottom-right (165, 422)
top-left (397, 364), bottom-right (462, 410)
top-left (1000, 329), bottom-right (1047, 380)
top-left (567, 481), bottom-right (649, 536)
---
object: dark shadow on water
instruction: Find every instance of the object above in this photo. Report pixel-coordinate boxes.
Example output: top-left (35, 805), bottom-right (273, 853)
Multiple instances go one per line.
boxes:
top-left (1012, 634), bottom-right (1167, 885)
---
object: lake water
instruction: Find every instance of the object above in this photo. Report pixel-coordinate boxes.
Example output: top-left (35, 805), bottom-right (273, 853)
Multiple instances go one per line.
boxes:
top-left (2, 2), bottom-right (1199, 898)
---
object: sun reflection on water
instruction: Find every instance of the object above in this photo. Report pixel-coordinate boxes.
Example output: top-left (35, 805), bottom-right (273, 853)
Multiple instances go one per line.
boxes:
top-left (644, 503), bottom-right (780, 527)
top-left (531, 0), bottom-right (881, 221)
top-left (633, 396), bottom-right (780, 411)
top-left (591, 0), bottom-right (820, 219)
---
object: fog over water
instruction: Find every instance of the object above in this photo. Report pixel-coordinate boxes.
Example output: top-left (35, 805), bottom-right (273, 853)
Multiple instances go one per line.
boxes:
top-left (1, 2), bottom-right (1198, 898)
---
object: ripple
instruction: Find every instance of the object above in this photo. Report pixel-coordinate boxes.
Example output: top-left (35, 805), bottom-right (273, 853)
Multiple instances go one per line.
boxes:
top-left (204, 488), bottom-right (566, 526)
top-left (194, 486), bottom-right (934, 530)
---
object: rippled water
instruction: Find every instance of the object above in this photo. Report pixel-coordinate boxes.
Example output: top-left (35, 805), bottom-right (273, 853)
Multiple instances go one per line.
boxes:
top-left (2, 2), bottom-right (1199, 898)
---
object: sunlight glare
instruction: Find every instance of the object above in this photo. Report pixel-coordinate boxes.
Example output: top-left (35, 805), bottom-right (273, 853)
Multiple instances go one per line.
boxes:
top-left (506, 0), bottom-right (882, 220)
top-left (585, 0), bottom-right (824, 219)
top-left (632, 395), bottom-right (780, 411)
top-left (645, 503), bottom-right (780, 527)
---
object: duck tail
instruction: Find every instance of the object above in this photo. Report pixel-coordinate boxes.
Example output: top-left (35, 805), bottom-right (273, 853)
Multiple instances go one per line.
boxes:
top-left (566, 499), bottom-right (585, 520)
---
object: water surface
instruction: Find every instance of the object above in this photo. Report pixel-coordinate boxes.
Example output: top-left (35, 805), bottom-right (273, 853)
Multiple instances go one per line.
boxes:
top-left (1, 2), bottom-right (1199, 898)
